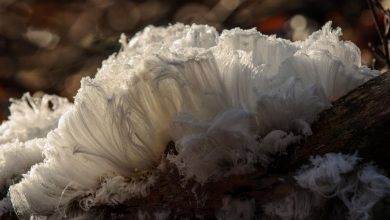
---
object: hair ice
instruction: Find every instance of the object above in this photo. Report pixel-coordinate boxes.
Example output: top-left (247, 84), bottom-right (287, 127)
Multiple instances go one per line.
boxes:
top-left (1, 22), bottom-right (379, 218)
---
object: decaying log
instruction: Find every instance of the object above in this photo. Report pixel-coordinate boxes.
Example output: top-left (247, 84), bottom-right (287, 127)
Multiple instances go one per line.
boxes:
top-left (279, 70), bottom-right (390, 172)
top-left (88, 72), bottom-right (390, 219)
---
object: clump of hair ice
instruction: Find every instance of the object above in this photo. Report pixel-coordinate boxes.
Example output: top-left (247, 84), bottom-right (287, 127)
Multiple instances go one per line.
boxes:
top-left (0, 93), bottom-right (72, 144)
top-left (0, 93), bottom-right (71, 215)
top-left (262, 153), bottom-right (390, 220)
top-left (293, 153), bottom-right (390, 220)
top-left (0, 21), bottom-right (387, 219)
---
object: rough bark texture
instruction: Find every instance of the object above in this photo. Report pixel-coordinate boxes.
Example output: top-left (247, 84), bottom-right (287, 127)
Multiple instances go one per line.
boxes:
top-left (279, 70), bottom-right (390, 172)
top-left (87, 72), bottom-right (390, 219)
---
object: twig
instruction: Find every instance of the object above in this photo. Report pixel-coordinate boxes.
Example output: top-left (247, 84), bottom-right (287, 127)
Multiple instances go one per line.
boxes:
top-left (367, 0), bottom-right (390, 67)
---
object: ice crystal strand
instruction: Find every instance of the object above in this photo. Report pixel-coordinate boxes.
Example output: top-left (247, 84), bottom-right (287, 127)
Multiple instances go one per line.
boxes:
top-left (6, 22), bottom-right (379, 218)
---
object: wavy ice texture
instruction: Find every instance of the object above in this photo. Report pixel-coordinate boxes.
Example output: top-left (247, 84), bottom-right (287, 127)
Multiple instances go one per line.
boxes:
top-left (168, 109), bottom-right (267, 183)
top-left (0, 93), bottom-right (71, 217)
top-left (258, 130), bottom-right (301, 155)
top-left (0, 139), bottom-right (45, 190)
top-left (295, 153), bottom-right (390, 220)
top-left (339, 165), bottom-right (390, 220)
top-left (8, 22), bottom-right (378, 218)
top-left (0, 93), bottom-right (71, 185)
top-left (91, 174), bottom-right (156, 206)
top-left (295, 153), bottom-right (361, 196)
top-left (0, 93), bottom-right (72, 144)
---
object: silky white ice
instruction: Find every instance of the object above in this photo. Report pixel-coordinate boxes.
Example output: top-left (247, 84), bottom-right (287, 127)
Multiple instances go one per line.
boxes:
top-left (0, 93), bottom-right (71, 217)
top-left (0, 94), bottom-right (71, 191)
top-left (0, 22), bottom-right (379, 218)
top-left (0, 93), bottom-right (72, 144)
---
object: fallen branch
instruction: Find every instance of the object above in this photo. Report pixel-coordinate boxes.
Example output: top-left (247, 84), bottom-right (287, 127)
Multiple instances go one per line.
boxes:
top-left (77, 72), bottom-right (390, 219)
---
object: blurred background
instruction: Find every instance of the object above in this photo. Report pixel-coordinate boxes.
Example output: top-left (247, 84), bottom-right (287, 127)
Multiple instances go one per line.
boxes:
top-left (0, 0), bottom-right (384, 120)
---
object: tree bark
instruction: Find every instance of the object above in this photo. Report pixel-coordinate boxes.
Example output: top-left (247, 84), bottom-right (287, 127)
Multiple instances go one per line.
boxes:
top-left (89, 72), bottom-right (390, 219)
top-left (278, 70), bottom-right (390, 172)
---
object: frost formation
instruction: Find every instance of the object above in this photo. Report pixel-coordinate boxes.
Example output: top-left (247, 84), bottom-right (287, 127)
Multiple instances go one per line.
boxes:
top-left (0, 22), bottom-right (385, 219)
